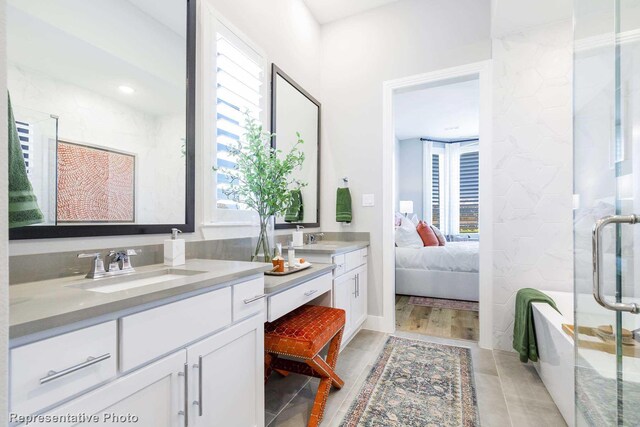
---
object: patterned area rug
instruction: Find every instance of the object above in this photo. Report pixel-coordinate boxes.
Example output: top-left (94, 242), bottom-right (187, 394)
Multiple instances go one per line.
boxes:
top-left (340, 336), bottom-right (480, 427)
top-left (408, 296), bottom-right (479, 312)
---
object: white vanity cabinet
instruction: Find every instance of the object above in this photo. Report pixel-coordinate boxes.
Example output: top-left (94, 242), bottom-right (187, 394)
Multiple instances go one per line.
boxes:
top-left (30, 350), bottom-right (186, 427)
top-left (297, 246), bottom-right (368, 346)
top-left (187, 316), bottom-right (264, 427)
top-left (14, 275), bottom-right (266, 427)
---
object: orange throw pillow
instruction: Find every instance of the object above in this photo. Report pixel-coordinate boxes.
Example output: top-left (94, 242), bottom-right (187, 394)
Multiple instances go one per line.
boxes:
top-left (417, 221), bottom-right (440, 247)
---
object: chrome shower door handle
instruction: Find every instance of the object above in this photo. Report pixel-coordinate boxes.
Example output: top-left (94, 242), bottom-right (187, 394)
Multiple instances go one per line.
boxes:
top-left (592, 214), bottom-right (640, 313)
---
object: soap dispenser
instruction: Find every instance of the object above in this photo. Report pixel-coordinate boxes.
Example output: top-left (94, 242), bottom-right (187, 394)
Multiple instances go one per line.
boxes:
top-left (164, 228), bottom-right (185, 267)
top-left (293, 225), bottom-right (304, 247)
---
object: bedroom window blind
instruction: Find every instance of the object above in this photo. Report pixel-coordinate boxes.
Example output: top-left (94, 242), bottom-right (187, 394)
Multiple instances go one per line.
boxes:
top-left (214, 31), bottom-right (263, 210)
top-left (431, 154), bottom-right (440, 228)
top-left (459, 151), bottom-right (479, 233)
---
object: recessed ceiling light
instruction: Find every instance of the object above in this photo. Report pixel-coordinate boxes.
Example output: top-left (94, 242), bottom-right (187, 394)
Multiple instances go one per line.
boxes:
top-left (118, 85), bottom-right (135, 95)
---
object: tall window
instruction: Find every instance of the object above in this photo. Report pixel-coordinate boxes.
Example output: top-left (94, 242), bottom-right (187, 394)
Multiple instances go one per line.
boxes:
top-left (214, 30), bottom-right (264, 210)
top-left (459, 151), bottom-right (479, 233)
top-left (431, 154), bottom-right (440, 228)
top-left (426, 142), bottom-right (479, 237)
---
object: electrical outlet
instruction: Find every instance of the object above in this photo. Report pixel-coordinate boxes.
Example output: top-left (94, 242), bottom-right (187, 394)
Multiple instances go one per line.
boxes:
top-left (362, 194), bottom-right (375, 207)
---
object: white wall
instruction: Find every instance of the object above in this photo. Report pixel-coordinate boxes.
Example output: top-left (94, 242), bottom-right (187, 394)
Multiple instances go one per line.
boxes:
top-left (491, 20), bottom-right (573, 350)
top-left (320, 0), bottom-right (492, 316)
top-left (0, 0), bottom-right (9, 421)
top-left (9, 0), bottom-right (322, 255)
top-left (397, 138), bottom-right (424, 219)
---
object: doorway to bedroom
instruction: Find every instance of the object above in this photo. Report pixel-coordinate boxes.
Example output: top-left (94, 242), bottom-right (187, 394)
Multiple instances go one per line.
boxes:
top-left (393, 75), bottom-right (480, 342)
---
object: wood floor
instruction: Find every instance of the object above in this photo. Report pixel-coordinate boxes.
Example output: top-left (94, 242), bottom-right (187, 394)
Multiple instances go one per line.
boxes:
top-left (395, 295), bottom-right (479, 341)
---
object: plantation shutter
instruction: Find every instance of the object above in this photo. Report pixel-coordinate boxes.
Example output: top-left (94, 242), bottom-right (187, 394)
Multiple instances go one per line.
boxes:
top-left (215, 31), bottom-right (263, 209)
top-left (459, 151), bottom-right (479, 233)
top-left (16, 120), bottom-right (31, 175)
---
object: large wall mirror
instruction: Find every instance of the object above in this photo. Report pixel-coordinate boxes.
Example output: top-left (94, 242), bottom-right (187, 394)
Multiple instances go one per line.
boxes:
top-left (271, 65), bottom-right (320, 229)
top-left (8, 0), bottom-right (195, 239)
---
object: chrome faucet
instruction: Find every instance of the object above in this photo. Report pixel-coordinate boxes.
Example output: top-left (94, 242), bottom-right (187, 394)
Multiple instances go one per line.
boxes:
top-left (307, 233), bottom-right (325, 245)
top-left (78, 249), bottom-right (138, 279)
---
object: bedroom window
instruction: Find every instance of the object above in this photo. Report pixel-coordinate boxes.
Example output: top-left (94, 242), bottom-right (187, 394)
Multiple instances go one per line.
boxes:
top-left (459, 150), bottom-right (479, 233)
top-left (431, 153), bottom-right (441, 228)
top-left (425, 141), bottom-right (479, 238)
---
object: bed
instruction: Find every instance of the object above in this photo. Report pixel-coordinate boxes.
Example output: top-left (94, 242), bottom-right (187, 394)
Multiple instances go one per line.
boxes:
top-left (395, 241), bottom-right (479, 302)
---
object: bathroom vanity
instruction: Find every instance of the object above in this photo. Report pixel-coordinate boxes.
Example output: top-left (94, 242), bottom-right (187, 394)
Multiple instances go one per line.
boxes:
top-left (291, 241), bottom-right (369, 346)
top-left (9, 260), bottom-right (270, 427)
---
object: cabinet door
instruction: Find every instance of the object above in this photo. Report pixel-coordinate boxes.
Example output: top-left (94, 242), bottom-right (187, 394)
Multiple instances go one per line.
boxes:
top-left (32, 350), bottom-right (186, 427)
top-left (333, 272), bottom-right (355, 338)
top-left (187, 316), bottom-right (264, 427)
top-left (351, 266), bottom-right (368, 329)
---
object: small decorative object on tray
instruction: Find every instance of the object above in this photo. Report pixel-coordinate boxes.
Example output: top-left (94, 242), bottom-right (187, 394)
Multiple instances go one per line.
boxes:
top-left (265, 260), bottom-right (312, 276)
top-left (562, 324), bottom-right (640, 358)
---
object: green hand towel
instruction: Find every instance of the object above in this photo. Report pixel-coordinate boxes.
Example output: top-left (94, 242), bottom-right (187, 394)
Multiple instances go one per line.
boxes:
top-left (336, 187), bottom-right (352, 223)
top-left (8, 92), bottom-right (44, 228)
top-left (513, 288), bottom-right (559, 363)
top-left (284, 189), bottom-right (303, 222)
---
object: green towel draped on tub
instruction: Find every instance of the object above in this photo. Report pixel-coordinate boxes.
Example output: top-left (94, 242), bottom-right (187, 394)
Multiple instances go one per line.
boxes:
top-left (284, 189), bottom-right (303, 222)
top-left (513, 288), bottom-right (559, 363)
top-left (8, 92), bottom-right (44, 228)
top-left (336, 187), bottom-right (352, 223)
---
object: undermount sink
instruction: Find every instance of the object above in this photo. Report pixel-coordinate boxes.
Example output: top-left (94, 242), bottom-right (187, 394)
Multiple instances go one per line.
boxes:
top-left (68, 268), bottom-right (207, 294)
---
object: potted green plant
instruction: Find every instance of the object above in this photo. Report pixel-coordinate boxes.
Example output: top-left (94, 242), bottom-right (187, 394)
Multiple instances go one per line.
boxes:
top-left (220, 114), bottom-right (305, 262)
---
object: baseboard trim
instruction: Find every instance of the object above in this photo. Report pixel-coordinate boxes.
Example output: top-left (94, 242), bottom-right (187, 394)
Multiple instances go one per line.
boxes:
top-left (363, 315), bottom-right (392, 333)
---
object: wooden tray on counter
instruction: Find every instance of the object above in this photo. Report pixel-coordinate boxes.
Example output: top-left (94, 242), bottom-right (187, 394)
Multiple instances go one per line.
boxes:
top-left (562, 324), bottom-right (640, 358)
top-left (265, 263), bottom-right (312, 276)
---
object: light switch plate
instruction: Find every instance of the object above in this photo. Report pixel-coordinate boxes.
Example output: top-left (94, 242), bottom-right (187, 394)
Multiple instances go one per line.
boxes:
top-left (362, 194), bottom-right (375, 207)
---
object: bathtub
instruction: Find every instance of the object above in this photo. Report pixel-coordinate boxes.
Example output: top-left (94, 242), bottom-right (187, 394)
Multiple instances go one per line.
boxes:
top-left (532, 291), bottom-right (575, 427)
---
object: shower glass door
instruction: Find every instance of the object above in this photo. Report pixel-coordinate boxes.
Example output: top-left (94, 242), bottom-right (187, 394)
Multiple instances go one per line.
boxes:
top-left (574, 0), bottom-right (640, 425)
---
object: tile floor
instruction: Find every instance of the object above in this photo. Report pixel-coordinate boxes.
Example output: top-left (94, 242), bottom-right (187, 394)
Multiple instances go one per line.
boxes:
top-left (265, 329), bottom-right (567, 427)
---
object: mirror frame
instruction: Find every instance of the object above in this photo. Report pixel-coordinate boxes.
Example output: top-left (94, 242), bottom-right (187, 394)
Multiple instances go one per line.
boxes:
top-left (271, 64), bottom-right (321, 230)
top-left (9, 0), bottom-right (196, 240)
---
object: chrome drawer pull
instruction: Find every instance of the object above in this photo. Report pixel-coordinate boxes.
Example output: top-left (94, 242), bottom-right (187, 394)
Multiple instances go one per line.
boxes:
top-left (40, 353), bottom-right (111, 385)
top-left (304, 289), bottom-right (318, 297)
top-left (197, 357), bottom-right (203, 416)
top-left (243, 294), bottom-right (266, 304)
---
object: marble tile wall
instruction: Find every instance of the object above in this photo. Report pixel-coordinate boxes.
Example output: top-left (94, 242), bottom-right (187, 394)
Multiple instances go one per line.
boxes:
top-left (491, 20), bottom-right (574, 350)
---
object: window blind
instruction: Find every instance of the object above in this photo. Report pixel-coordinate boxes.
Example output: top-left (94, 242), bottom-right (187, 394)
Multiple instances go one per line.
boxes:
top-left (215, 32), bottom-right (263, 209)
top-left (16, 120), bottom-right (31, 175)
top-left (432, 154), bottom-right (440, 228)
top-left (459, 151), bottom-right (479, 233)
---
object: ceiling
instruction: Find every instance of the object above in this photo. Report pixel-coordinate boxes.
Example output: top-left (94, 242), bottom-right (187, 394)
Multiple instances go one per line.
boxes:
top-left (393, 78), bottom-right (479, 141)
top-left (492, 0), bottom-right (572, 37)
top-left (7, 0), bottom-right (186, 116)
top-left (302, 0), bottom-right (399, 24)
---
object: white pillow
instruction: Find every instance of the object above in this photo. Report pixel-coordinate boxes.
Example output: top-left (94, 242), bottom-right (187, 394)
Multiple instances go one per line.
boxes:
top-left (395, 216), bottom-right (423, 248)
top-left (409, 214), bottom-right (420, 226)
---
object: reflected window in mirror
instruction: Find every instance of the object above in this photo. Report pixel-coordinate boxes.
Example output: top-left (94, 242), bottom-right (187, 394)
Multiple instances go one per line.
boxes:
top-left (8, 0), bottom-right (195, 239)
top-left (207, 12), bottom-right (266, 223)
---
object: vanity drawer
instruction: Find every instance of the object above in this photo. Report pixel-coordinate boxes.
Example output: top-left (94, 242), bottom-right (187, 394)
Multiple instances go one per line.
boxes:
top-left (268, 273), bottom-right (332, 322)
top-left (120, 287), bottom-right (232, 372)
top-left (10, 321), bottom-right (117, 416)
top-left (333, 254), bottom-right (346, 277)
top-left (233, 277), bottom-right (265, 321)
top-left (345, 248), bottom-right (367, 272)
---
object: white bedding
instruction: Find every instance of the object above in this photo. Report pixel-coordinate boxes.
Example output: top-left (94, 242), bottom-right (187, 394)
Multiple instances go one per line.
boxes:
top-left (395, 241), bottom-right (479, 273)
